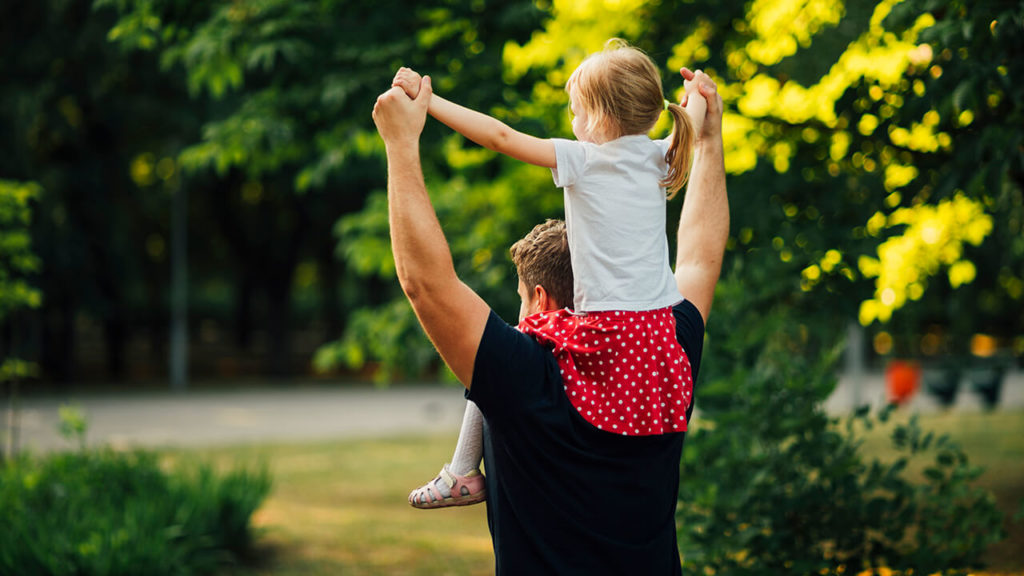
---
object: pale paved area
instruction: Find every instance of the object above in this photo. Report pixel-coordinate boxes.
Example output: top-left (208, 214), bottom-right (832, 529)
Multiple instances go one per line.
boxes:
top-left (824, 369), bottom-right (1024, 414)
top-left (7, 372), bottom-right (1023, 452)
top-left (11, 384), bottom-right (469, 452)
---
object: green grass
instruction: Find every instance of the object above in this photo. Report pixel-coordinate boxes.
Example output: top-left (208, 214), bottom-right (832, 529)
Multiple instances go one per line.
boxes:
top-left (166, 409), bottom-right (1024, 575)
top-left (854, 409), bottom-right (1024, 573)
top-left (164, 433), bottom-right (493, 575)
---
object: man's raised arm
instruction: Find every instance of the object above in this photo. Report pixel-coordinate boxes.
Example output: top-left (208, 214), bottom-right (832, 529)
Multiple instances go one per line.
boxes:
top-left (372, 76), bottom-right (490, 388)
top-left (674, 70), bottom-right (729, 324)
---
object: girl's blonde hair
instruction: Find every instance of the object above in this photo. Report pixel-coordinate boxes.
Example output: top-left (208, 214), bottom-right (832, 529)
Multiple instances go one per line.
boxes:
top-left (566, 38), bottom-right (694, 199)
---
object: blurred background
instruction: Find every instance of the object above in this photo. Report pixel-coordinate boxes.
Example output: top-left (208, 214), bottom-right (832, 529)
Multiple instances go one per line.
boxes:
top-left (1, 0), bottom-right (1021, 389)
top-left (1, 0), bottom-right (1022, 574)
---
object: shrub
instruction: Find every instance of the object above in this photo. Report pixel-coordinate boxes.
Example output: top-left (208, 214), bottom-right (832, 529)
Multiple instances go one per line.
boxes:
top-left (678, 276), bottom-right (1005, 575)
top-left (0, 447), bottom-right (270, 575)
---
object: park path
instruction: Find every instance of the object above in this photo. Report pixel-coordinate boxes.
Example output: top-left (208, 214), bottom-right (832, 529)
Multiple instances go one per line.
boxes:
top-left (12, 384), bottom-right (468, 452)
top-left (9, 371), bottom-right (1024, 452)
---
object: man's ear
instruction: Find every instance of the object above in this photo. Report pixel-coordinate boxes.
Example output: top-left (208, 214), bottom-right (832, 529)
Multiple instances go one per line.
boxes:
top-left (533, 284), bottom-right (550, 312)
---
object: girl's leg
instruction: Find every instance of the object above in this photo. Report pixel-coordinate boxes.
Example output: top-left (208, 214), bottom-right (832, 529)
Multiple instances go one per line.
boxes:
top-left (450, 399), bottom-right (484, 475)
top-left (409, 400), bottom-right (486, 508)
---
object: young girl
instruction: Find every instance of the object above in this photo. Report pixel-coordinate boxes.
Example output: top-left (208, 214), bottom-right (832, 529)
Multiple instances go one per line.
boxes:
top-left (399, 39), bottom-right (707, 509)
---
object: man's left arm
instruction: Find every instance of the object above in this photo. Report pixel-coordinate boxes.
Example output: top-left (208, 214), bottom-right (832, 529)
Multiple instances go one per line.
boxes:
top-left (674, 71), bottom-right (728, 325)
top-left (373, 77), bottom-right (490, 389)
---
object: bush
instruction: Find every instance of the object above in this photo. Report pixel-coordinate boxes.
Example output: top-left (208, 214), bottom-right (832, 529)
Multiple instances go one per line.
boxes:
top-left (0, 447), bottom-right (270, 576)
top-left (678, 276), bottom-right (1005, 575)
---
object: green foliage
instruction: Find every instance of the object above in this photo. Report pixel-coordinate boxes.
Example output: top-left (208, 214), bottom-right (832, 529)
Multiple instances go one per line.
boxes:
top-left (1, 0), bottom-right (204, 380)
top-left (0, 359), bottom-right (36, 383)
top-left (0, 180), bottom-right (42, 322)
top-left (878, 0), bottom-right (1024, 343)
top-left (322, 158), bottom-right (561, 379)
top-left (86, 0), bottom-right (547, 380)
top-left (678, 278), bottom-right (1004, 575)
top-left (57, 404), bottom-right (89, 452)
top-left (0, 447), bottom-right (270, 575)
top-left (5, 0), bottom-right (1016, 384)
top-left (0, 180), bottom-right (42, 387)
top-left (331, 0), bottom-right (1020, 379)
top-left (314, 299), bottom-right (435, 383)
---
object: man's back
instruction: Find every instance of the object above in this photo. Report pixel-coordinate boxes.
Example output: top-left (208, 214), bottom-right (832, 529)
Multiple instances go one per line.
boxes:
top-left (468, 301), bottom-right (704, 575)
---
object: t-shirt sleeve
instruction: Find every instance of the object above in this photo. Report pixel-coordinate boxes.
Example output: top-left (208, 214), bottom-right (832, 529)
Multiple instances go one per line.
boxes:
top-left (656, 137), bottom-right (671, 155)
top-left (551, 138), bottom-right (587, 188)
top-left (467, 310), bottom-right (562, 426)
top-left (672, 299), bottom-right (705, 382)
top-left (656, 138), bottom-right (671, 179)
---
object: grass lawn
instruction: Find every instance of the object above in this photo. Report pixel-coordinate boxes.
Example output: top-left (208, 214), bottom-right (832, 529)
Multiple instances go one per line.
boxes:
top-left (168, 433), bottom-right (494, 575)
top-left (170, 409), bottom-right (1024, 575)
top-left (855, 409), bottom-right (1024, 573)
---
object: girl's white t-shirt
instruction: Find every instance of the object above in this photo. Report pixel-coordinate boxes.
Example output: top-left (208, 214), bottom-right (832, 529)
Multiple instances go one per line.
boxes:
top-left (551, 135), bottom-right (682, 312)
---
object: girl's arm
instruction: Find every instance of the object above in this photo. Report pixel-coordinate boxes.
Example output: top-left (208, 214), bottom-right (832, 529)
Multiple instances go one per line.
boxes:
top-left (682, 73), bottom-right (706, 136)
top-left (394, 68), bottom-right (556, 169)
top-left (663, 70), bottom-right (707, 145)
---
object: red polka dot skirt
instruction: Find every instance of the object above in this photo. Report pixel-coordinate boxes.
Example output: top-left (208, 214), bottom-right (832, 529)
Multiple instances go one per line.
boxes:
top-left (517, 306), bottom-right (693, 436)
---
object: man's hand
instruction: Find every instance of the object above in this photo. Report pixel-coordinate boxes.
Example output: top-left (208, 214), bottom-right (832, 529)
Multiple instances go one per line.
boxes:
top-left (393, 67), bottom-right (424, 99)
top-left (680, 68), bottom-right (722, 144)
top-left (372, 75), bottom-right (432, 147)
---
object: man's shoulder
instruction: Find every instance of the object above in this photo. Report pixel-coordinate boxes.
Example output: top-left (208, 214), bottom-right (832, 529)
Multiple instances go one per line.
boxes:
top-left (672, 299), bottom-right (705, 330)
top-left (672, 299), bottom-right (705, 379)
top-left (469, 311), bottom-right (561, 416)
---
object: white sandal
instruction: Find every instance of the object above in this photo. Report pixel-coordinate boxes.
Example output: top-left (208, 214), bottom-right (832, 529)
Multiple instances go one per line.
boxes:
top-left (408, 464), bottom-right (486, 509)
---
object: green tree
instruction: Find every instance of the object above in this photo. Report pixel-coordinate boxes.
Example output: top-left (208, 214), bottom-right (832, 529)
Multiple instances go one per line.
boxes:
top-left (0, 180), bottom-right (42, 458)
top-left (0, 180), bottom-right (42, 379)
top-left (99, 0), bottom-right (546, 379)
top-left (1, 0), bottom-right (198, 381)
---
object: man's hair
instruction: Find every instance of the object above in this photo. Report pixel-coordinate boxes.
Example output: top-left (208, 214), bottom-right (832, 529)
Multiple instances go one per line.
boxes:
top-left (510, 219), bottom-right (574, 309)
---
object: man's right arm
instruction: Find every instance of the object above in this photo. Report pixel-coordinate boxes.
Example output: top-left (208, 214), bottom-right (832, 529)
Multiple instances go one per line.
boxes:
top-left (674, 70), bottom-right (729, 325)
top-left (373, 77), bottom-right (491, 389)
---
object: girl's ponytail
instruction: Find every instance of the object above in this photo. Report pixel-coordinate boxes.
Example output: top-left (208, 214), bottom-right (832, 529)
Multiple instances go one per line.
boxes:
top-left (661, 102), bottom-right (695, 200)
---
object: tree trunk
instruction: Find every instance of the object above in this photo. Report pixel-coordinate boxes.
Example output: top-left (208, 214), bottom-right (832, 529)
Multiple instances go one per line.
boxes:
top-left (235, 268), bottom-right (255, 350)
top-left (317, 244), bottom-right (343, 340)
top-left (262, 186), bottom-right (309, 377)
top-left (103, 311), bottom-right (126, 380)
top-left (265, 275), bottom-right (293, 376)
top-left (147, 269), bottom-right (166, 368)
top-left (42, 291), bottom-right (76, 383)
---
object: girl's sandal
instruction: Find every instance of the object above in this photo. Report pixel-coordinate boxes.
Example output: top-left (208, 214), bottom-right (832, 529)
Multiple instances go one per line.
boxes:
top-left (408, 464), bottom-right (486, 509)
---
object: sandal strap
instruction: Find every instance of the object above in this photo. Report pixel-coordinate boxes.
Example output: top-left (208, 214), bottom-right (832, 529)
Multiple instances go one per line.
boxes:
top-left (409, 464), bottom-right (486, 508)
top-left (439, 465), bottom-right (457, 490)
top-left (441, 464), bottom-right (485, 497)
top-left (410, 473), bottom-right (446, 504)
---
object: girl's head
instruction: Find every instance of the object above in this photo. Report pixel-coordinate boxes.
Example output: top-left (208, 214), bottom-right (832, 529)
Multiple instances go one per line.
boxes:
top-left (566, 39), bottom-right (696, 198)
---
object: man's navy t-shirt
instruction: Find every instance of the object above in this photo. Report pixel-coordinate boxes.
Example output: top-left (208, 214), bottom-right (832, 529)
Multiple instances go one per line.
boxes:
top-left (467, 300), bottom-right (704, 575)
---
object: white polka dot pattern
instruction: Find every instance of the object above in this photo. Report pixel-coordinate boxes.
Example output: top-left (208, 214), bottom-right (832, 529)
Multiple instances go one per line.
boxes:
top-left (518, 307), bottom-right (693, 436)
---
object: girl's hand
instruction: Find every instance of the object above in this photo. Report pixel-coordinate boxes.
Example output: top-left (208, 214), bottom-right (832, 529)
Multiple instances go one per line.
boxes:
top-left (680, 68), bottom-right (721, 143)
top-left (393, 67), bottom-right (424, 99)
top-left (680, 68), bottom-right (708, 139)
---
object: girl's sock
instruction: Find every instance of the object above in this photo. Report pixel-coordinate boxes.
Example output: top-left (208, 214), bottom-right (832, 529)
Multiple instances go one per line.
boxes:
top-left (417, 400), bottom-right (484, 503)
top-left (449, 400), bottom-right (484, 476)
top-left (409, 399), bottom-right (485, 502)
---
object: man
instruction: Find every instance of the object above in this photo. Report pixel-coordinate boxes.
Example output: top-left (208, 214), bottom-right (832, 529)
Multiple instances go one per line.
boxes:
top-left (372, 68), bottom-right (727, 574)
